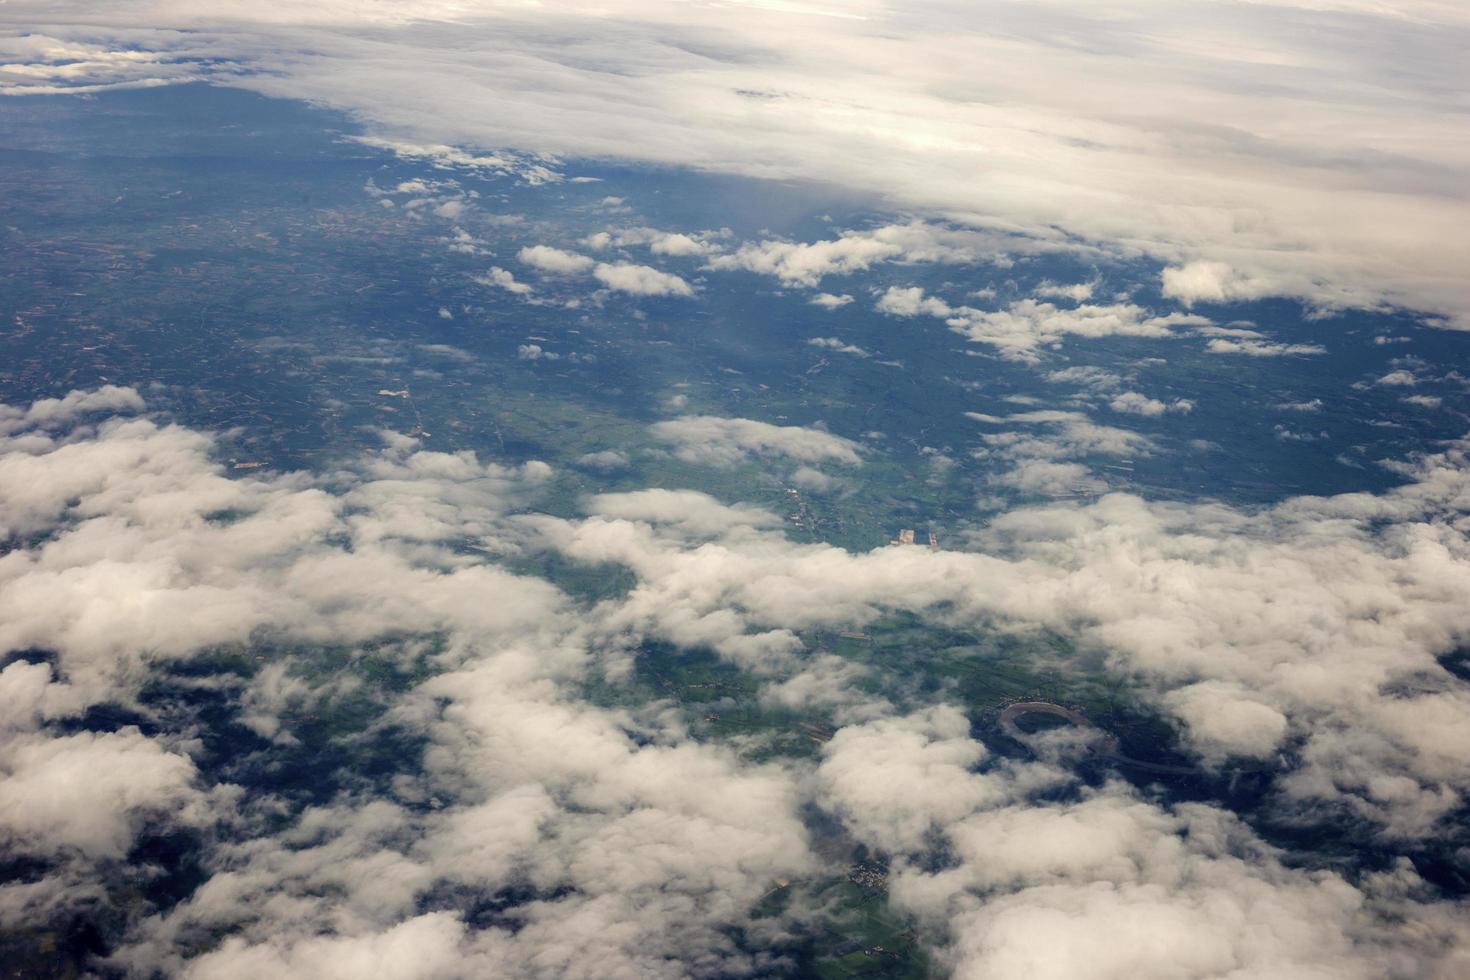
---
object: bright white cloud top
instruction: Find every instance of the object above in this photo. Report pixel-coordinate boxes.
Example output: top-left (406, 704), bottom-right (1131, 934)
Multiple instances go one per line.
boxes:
top-left (4, 0), bottom-right (1469, 325)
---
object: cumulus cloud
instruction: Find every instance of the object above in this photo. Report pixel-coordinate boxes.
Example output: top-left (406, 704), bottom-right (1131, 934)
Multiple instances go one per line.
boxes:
top-left (789, 465), bottom-right (840, 493)
top-left (516, 343), bottom-right (558, 360)
top-left (586, 226), bottom-right (715, 256)
top-left (0, 728), bottom-right (208, 860)
top-left (0, 384), bottom-right (145, 434)
top-left (592, 261), bottom-right (693, 297)
top-left (513, 244), bottom-right (692, 297)
top-left (585, 488), bottom-right (781, 536)
top-left (7, 389), bottom-right (1470, 975)
top-left (1034, 281), bottom-right (1095, 303)
top-left (518, 244), bottom-right (594, 274)
top-left (1206, 337), bottom-right (1327, 356)
top-left (969, 409), bottom-right (1156, 461)
top-left (650, 415), bottom-right (862, 467)
top-left (0, 394), bottom-right (822, 976)
top-left (706, 221), bottom-right (1017, 287)
top-left (880, 289), bottom-right (1209, 361)
top-left (1108, 391), bottom-right (1194, 416)
top-left (542, 428), bottom-right (1470, 835)
top-left (475, 266), bottom-right (532, 295)
top-left (575, 449), bottom-right (630, 472)
top-left (817, 709), bottom-right (1470, 979)
top-left (806, 336), bottom-right (869, 357)
top-left (989, 458), bottom-right (1107, 497)
top-left (1160, 260), bottom-right (1264, 305)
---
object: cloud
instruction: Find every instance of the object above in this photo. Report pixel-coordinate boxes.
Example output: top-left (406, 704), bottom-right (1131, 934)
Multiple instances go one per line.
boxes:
top-left (575, 449), bottom-right (630, 472)
top-left (879, 290), bottom-right (1209, 361)
top-left (0, 394), bottom-right (823, 976)
top-left (1108, 391), bottom-right (1194, 416)
top-left (7, 391), bottom-right (1470, 974)
top-left (513, 245), bottom-right (692, 297)
top-left (969, 410), bottom-right (1156, 460)
top-left (816, 707), bottom-right (1003, 853)
top-left (650, 415), bottom-right (862, 467)
top-left (705, 221), bottom-right (1019, 287)
top-left (184, 913), bottom-right (471, 980)
top-left (585, 488), bottom-right (781, 536)
top-left (587, 227), bottom-right (715, 256)
top-left (789, 465), bottom-right (840, 493)
top-left (876, 285), bottom-right (955, 318)
top-left (817, 710), bottom-right (1470, 979)
top-left (8, 2), bottom-right (1470, 323)
top-left (475, 266), bottom-right (532, 295)
top-left (809, 292), bottom-right (853, 309)
top-left (516, 343), bottom-right (558, 360)
top-left (0, 384), bottom-right (146, 434)
top-left (518, 244), bottom-right (594, 274)
top-left (989, 459), bottom-right (1107, 497)
top-left (1160, 260), bottom-right (1260, 305)
top-left (0, 727), bottom-right (208, 860)
top-left (542, 426), bottom-right (1470, 835)
top-left (1034, 281), bottom-right (1095, 303)
top-left (1205, 337), bottom-right (1326, 356)
top-left (592, 262), bottom-right (693, 297)
top-left (806, 336), bottom-right (869, 357)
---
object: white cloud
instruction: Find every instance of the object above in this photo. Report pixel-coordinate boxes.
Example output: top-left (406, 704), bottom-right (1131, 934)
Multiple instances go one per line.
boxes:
top-left (9, 2), bottom-right (1470, 323)
top-left (8, 391), bottom-right (1470, 974)
top-left (969, 409), bottom-right (1156, 460)
top-left (591, 227), bottom-right (716, 257)
top-left (990, 459), bottom-right (1107, 497)
top-left (880, 290), bottom-right (1209, 361)
top-left (575, 449), bottom-right (630, 472)
top-left (809, 292), bottom-right (853, 309)
top-left (516, 343), bottom-right (558, 360)
top-left (705, 221), bottom-right (1011, 287)
top-left (542, 428), bottom-right (1470, 834)
top-left (1108, 391), bottom-right (1193, 416)
top-left (818, 710), bottom-right (1470, 979)
top-left (789, 465), bottom-right (840, 493)
top-left (806, 336), bottom-right (869, 357)
top-left (518, 244), bottom-right (594, 274)
top-left (592, 262), bottom-right (693, 297)
top-left (876, 285), bottom-right (955, 318)
top-left (585, 489), bottom-right (781, 536)
top-left (0, 394), bottom-right (821, 976)
top-left (2, 385), bottom-right (146, 432)
top-left (1034, 281), bottom-right (1095, 303)
top-left (475, 266), bottom-right (532, 295)
top-left (1205, 337), bottom-right (1326, 356)
top-left (651, 415), bottom-right (861, 467)
top-left (0, 728), bottom-right (208, 859)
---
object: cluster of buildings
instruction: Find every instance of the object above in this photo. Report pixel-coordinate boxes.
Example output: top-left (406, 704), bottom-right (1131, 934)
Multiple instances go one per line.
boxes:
top-left (893, 527), bottom-right (940, 549)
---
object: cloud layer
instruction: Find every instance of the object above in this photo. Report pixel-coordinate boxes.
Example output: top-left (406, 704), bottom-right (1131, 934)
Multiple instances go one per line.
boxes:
top-left (4, 391), bottom-right (1470, 974)
top-left (4, 1), bottom-right (1468, 323)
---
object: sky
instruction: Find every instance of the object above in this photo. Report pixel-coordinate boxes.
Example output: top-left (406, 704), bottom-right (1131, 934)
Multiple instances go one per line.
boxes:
top-left (3, 2), bottom-right (1470, 978)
